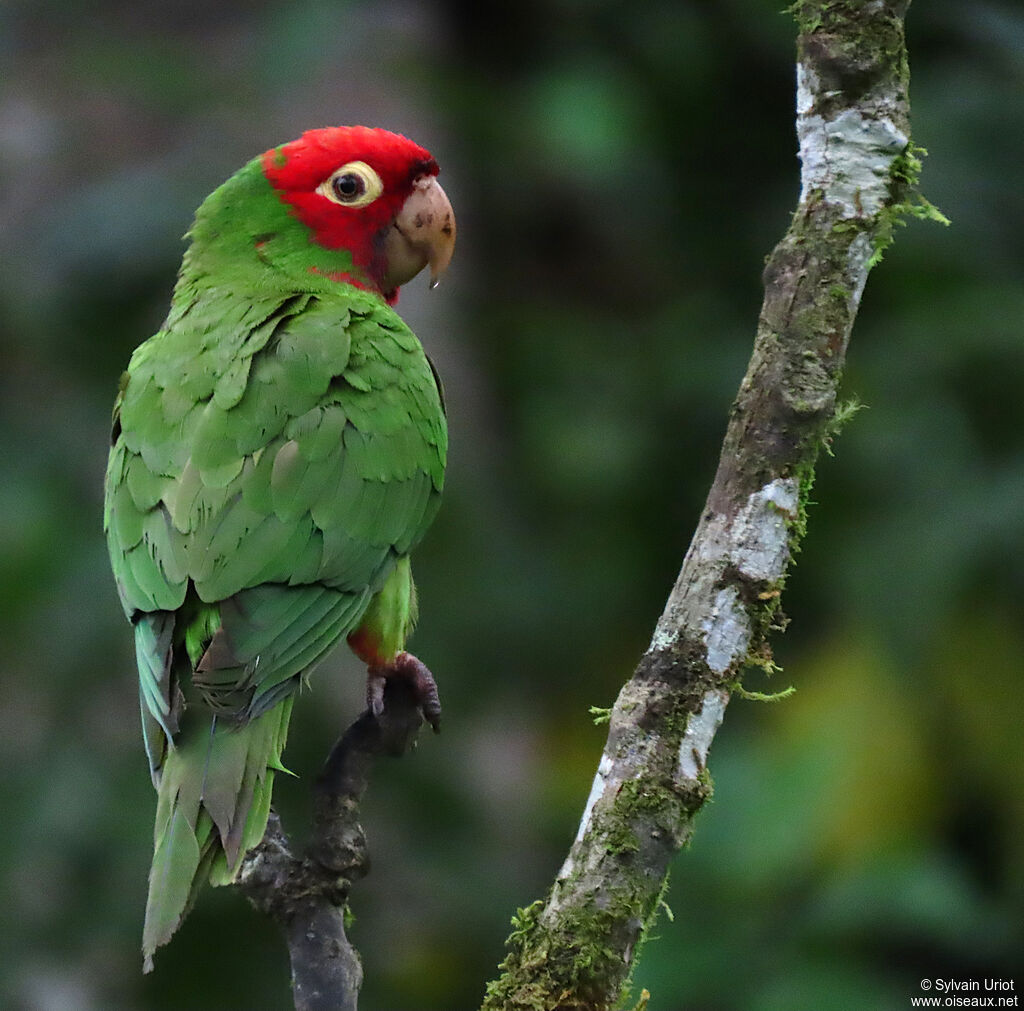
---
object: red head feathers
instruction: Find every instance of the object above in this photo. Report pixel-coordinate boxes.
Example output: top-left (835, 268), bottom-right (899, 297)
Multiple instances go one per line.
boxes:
top-left (262, 126), bottom-right (454, 300)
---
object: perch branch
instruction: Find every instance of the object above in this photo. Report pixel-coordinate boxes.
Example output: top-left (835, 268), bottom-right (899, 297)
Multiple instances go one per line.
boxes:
top-left (483, 3), bottom-right (918, 1009)
top-left (236, 679), bottom-right (426, 1011)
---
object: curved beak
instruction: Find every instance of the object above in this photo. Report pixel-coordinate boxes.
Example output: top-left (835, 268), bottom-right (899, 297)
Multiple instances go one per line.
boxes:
top-left (381, 175), bottom-right (456, 292)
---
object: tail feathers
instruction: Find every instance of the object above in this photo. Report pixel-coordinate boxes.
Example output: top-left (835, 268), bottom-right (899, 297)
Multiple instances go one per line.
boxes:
top-left (142, 697), bottom-right (293, 972)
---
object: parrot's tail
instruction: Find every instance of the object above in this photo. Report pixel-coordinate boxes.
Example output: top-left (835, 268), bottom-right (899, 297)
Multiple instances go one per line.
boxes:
top-left (142, 697), bottom-right (293, 972)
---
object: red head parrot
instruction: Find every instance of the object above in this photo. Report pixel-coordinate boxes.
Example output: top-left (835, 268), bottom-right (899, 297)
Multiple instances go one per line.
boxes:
top-left (103, 126), bottom-right (455, 970)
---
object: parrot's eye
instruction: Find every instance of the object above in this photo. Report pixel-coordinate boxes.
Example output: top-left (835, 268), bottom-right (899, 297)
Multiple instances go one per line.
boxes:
top-left (333, 174), bottom-right (363, 200)
top-left (317, 161), bottom-right (383, 209)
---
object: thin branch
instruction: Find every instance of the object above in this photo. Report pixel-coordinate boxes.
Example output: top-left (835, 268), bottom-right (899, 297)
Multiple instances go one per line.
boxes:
top-left (483, 3), bottom-right (919, 1009)
top-left (236, 679), bottom-right (426, 1011)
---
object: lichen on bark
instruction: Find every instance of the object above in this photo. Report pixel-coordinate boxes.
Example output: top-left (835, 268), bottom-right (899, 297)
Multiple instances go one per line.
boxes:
top-left (481, 4), bottom-right (924, 1009)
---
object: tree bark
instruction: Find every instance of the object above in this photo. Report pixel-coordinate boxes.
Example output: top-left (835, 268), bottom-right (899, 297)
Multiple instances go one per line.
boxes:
top-left (236, 679), bottom-right (427, 1011)
top-left (482, 3), bottom-right (920, 1009)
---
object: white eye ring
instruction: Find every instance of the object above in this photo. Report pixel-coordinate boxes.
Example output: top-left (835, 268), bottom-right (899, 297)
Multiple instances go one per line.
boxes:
top-left (316, 161), bottom-right (384, 208)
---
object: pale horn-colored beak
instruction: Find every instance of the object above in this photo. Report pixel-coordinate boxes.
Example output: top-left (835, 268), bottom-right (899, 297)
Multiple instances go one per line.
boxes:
top-left (381, 175), bottom-right (456, 292)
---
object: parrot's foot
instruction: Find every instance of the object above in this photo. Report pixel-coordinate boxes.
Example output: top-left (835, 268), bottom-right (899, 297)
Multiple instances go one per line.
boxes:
top-left (366, 652), bottom-right (442, 733)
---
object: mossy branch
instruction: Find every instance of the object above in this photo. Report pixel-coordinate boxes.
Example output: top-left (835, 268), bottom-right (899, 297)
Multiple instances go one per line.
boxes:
top-left (481, 3), bottom-right (929, 1009)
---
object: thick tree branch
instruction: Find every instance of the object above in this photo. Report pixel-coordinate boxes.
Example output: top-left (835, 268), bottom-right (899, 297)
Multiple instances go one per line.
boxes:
top-left (236, 679), bottom-right (426, 1011)
top-left (483, 3), bottom-right (917, 1009)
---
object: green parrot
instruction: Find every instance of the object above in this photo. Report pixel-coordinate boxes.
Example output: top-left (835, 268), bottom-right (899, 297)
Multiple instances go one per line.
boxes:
top-left (103, 126), bottom-right (455, 971)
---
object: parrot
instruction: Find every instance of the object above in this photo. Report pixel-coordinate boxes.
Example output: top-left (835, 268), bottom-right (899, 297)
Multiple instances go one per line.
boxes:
top-left (102, 126), bottom-right (455, 971)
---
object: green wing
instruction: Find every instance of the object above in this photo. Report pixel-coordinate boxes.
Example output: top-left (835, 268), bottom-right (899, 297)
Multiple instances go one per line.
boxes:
top-left (106, 281), bottom-right (445, 734)
top-left (105, 282), bottom-right (446, 965)
top-left (112, 285), bottom-right (440, 565)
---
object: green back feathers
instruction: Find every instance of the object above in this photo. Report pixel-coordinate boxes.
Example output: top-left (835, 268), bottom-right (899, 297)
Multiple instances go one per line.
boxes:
top-left (105, 285), bottom-right (446, 617)
top-left (106, 275), bottom-right (446, 798)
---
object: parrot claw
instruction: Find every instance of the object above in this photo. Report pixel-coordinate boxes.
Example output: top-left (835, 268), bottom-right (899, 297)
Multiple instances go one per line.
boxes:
top-left (366, 651), bottom-right (442, 733)
top-left (366, 673), bottom-right (387, 718)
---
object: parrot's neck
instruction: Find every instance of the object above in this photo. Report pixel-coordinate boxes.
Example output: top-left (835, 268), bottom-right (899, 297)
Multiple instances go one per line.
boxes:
top-left (177, 157), bottom-right (381, 300)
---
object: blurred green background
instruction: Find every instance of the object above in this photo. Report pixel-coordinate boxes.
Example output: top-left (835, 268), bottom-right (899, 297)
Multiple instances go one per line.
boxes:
top-left (2, 1), bottom-right (1022, 1008)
